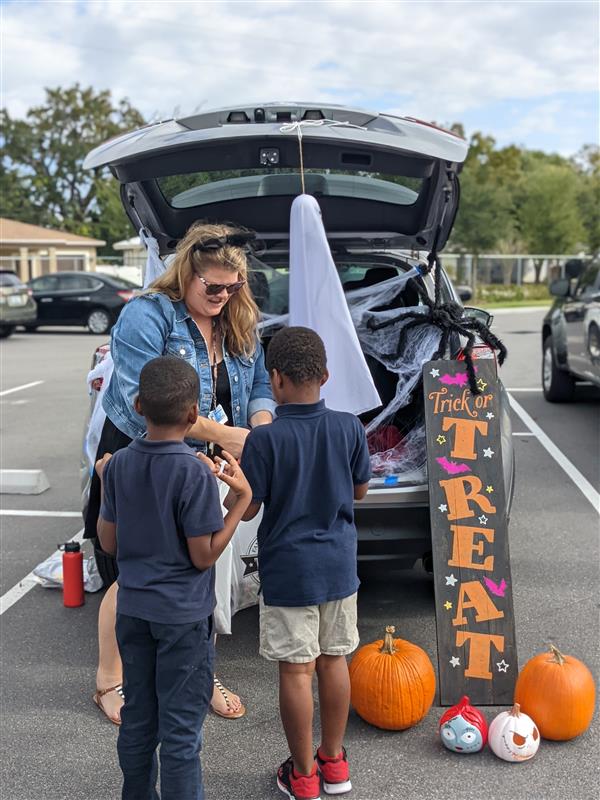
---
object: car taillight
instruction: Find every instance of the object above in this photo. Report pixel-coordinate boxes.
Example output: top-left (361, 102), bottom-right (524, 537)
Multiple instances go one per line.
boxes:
top-left (117, 290), bottom-right (135, 301)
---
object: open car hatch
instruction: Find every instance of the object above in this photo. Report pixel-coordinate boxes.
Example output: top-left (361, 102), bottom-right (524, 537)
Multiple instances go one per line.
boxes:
top-left (84, 102), bottom-right (468, 255)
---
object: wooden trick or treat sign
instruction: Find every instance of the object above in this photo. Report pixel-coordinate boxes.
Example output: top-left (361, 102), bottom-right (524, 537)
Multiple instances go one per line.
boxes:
top-left (423, 359), bottom-right (517, 706)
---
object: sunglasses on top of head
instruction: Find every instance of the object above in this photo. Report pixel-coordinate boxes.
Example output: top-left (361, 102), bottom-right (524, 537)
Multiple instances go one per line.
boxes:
top-left (193, 232), bottom-right (256, 252)
top-left (196, 275), bottom-right (246, 296)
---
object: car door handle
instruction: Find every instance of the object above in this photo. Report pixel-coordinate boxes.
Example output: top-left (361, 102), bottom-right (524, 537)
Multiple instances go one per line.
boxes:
top-left (39, 297), bottom-right (54, 303)
top-left (74, 296), bottom-right (91, 301)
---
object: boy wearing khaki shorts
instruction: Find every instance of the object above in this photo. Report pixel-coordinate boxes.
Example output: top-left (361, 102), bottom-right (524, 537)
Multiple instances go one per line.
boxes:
top-left (237, 327), bottom-right (371, 800)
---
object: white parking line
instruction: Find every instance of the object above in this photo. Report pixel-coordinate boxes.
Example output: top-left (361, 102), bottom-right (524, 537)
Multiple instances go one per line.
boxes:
top-left (0, 380), bottom-right (44, 397)
top-left (0, 528), bottom-right (85, 616)
top-left (509, 394), bottom-right (600, 514)
top-left (0, 510), bottom-right (81, 518)
top-left (512, 431), bottom-right (537, 436)
top-left (506, 387), bottom-right (542, 392)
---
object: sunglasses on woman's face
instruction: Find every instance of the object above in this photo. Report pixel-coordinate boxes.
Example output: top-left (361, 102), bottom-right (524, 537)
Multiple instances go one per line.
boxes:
top-left (197, 275), bottom-right (246, 296)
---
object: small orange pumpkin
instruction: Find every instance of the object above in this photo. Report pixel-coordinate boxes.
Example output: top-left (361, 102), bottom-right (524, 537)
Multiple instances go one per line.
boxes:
top-left (514, 644), bottom-right (596, 741)
top-left (349, 625), bottom-right (436, 730)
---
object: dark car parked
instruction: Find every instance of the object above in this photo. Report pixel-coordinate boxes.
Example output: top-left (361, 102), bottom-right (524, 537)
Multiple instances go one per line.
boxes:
top-left (542, 258), bottom-right (600, 401)
top-left (0, 270), bottom-right (37, 338)
top-left (26, 271), bottom-right (141, 334)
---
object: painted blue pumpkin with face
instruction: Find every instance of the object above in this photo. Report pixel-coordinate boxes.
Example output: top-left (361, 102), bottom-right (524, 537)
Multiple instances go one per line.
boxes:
top-left (438, 696), bottom-right (488, 754)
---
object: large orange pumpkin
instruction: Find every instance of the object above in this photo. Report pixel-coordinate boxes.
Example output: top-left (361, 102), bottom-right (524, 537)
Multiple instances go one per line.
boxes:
top-left (514, 644), bottom-right (596, 741)
top-left (349, 625), bottom-right (436, 730)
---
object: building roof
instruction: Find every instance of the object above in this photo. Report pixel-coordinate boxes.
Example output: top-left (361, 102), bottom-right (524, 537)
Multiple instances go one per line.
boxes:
top-left (113, 236), bottom-right (142, 251)
top-left (0, 218), bottom-right (106, 247)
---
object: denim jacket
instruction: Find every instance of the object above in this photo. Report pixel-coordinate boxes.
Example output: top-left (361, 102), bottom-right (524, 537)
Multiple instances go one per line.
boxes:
top-left (103, 293), bottom-right (275, 444)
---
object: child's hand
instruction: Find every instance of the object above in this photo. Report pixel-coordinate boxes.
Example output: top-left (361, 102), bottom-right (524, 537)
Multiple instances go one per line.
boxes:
top-left (196, 452), bottom-right (219, 475)
top-left (214, 450), bottom-right (252, 499)
top-left (95, 452), bottom-right (112, 480)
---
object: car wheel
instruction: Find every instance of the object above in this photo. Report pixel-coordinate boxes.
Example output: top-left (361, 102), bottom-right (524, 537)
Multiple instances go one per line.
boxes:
top-left (588, 323), bottom-right (600, 365)
top-left (86, 308), bottom-right (112, 335)
top-left (0, 325), bottom-right (15, 339)
top-left (93, 538), bottom-right (119, 587)
top-left (23, 324), bottom-right (38, 333)
top-left (542, 335), bottom-right (575, 402)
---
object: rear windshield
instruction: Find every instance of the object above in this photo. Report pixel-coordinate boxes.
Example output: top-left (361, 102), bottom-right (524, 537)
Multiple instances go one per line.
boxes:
top-left (158, 169), bottom-right (423, 210)
top-left (0, 272), bottom-right (23, 287)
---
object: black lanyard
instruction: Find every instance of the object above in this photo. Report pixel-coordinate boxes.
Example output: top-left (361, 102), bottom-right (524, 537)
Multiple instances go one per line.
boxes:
top-left (210, 319), bottom-right (220, 412)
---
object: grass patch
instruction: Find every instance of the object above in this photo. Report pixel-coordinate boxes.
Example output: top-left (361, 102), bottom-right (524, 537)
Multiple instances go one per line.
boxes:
top-left (473, 283), bottom-right (551, 307)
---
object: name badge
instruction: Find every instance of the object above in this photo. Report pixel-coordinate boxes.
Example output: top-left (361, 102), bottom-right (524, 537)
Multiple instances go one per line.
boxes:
top-left (208, 404), bottom-right (228, 425)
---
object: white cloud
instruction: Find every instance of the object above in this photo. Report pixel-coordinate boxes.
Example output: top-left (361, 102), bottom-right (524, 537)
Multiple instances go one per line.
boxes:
top-left (1, 0), bottom-right (598, 150)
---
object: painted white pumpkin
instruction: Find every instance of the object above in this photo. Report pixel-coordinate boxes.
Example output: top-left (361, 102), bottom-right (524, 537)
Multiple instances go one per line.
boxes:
top-left (488, 703), bottom-right (540, 762)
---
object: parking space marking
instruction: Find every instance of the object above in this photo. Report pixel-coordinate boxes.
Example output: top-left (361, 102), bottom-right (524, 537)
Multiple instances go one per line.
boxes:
top-left (509, 393), bottom-right (600, 514)
top-left (0, 510), bottom-right (81, 517)
top-left (512, 431), bottom-right (537, 436)
top-left (506, 387), bottom-right (542, 392)
top-left (0, 380), bottom-right (44, 397)
top-left (0, 528), bottom-right (85, 615)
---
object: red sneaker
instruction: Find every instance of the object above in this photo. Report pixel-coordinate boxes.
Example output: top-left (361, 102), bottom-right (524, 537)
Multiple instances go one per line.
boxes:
top-left (277, 757), bottom-right (321, 800)
top-left (316, 747), bottom-right (352, 795)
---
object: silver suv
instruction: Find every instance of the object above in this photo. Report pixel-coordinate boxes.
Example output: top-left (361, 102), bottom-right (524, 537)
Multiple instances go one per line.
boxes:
top-left (84, 102), bottom-right (515, 573)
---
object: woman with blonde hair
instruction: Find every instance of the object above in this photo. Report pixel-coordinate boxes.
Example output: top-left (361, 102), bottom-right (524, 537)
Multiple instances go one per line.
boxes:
top-left (84, 221), bottom-right (275, 723)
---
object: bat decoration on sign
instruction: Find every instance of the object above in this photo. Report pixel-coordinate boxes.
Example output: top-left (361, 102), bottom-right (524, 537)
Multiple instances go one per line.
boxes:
top-left (439, 372), bottom-right (470, 387)
top-left (483, 577), bottom-right (508, 598)
top-left (436, 457), bottom-right (472, 475)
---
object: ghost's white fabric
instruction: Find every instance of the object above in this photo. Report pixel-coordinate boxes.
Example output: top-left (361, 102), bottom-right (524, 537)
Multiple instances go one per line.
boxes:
top-left (85, 353), bottom-right (114, 474)
top-left (289, 194), bottom-right (381, 415)
top-left (140, 228), bottom-right (166, 288)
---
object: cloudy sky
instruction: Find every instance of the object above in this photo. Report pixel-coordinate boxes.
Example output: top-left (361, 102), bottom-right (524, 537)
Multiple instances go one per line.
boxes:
top-left (2, 0), bottom-right (598, 155)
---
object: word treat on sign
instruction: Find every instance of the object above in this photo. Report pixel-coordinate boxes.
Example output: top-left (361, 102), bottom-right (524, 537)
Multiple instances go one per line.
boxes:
top-left (423, 359), bottom-right (517, 706)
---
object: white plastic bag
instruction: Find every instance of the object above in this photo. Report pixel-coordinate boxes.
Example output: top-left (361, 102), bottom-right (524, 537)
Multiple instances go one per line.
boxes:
top-left (33, 550), bottom-right (104, 593)
top-left (213, 480), bottom-right (262, 634)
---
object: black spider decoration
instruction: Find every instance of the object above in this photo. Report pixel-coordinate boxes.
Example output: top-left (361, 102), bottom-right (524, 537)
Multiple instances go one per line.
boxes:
top-left (367, 254), bottom-right (507, 395)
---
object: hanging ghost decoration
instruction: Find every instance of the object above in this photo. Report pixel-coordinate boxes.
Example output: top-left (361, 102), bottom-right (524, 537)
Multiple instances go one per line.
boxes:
top-left (289, 194), bottom-right (382, 416)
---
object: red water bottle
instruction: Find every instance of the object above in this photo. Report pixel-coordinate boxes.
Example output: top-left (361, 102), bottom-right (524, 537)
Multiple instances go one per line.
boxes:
top-left (60, 542), bottom-right (85, 607)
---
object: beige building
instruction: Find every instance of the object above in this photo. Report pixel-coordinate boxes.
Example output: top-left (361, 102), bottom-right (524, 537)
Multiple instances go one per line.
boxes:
top-left (0, 217), bottom-right (106, 282)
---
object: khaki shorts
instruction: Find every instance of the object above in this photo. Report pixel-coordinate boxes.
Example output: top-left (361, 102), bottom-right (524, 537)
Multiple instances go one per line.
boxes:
top-left (259, 593), bottom-right (359, 663)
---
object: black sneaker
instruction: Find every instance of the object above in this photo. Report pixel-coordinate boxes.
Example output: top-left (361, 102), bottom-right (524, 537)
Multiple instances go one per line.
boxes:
top-left (277, 757), bottom-right (321, 800)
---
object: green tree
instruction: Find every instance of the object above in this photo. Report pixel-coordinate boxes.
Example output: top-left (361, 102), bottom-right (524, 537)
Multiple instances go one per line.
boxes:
top-left (573, 145), bottom-right (600, 255)
top-left (516, 164), bottom-right (585, 282)
top-left (0, 84), bottom-right (145, 250)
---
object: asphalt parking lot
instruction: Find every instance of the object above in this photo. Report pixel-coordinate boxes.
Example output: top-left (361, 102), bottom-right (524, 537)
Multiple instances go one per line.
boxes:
top-left (1, 309), bottom-right (598, 800)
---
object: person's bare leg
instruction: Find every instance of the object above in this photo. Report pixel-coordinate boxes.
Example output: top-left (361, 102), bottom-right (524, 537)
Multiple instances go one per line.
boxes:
top-left (315, 654), bottom-right (350, 758)
top-left (211, 633), bottom-right (242, 715)
top-left (95, 581), bottom-right (123, 723)
top-left (279, 660), bottom-right (316, 775)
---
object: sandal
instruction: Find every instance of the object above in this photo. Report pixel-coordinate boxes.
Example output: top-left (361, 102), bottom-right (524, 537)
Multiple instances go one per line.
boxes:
top-left (211, 676), bottom-right (246, 719)
top-left (93, 684), bottom-right (125, 725)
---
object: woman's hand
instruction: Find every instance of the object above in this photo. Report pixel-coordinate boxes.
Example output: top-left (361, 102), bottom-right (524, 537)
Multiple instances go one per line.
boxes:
top-left (95, 453), bottom-right (112, 480)
top-left (216, 426), bottom-right (249, 459)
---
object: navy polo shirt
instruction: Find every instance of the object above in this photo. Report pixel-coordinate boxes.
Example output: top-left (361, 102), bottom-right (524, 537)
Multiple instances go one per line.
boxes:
top-left (100, 439), bottom-right (224, 624)
top-left (240, 400), bottom-right (371, 607)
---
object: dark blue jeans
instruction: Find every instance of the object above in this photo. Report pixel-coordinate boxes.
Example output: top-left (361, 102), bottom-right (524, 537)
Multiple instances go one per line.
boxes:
top-left (116, 614), bottom-right (214, 800)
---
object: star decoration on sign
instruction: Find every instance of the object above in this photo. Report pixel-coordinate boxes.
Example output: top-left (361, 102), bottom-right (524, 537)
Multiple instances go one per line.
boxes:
top-left (486, 412), bottom-right (495, 420)
top-left (476, 377), bottom-right (488, 391)
top-left (478, 514), bottom-right (488, 526)
top-left (430, 368), bottom-right (440, 377)
top-left (438, 503), bottom-right (448, 513)
top-left (483, 447), bottom-right (494, 458)
top-left (445, 574), bottom-right (458, 587)
top-left (486, 485), bottom-right (494, 494)
top-left (436, 435), bottom-right (446, 445)
top-left (241, 555), bottom-right (259, 577)
top-left (444, 601), bottom-right (453, 611)
top-left (496, 660), bottom-right (510, 673)
top-left (449, 656), bottom-right (461, 668)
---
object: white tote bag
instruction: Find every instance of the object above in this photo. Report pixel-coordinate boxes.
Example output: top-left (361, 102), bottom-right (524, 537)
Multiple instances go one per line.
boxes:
top-left (213, 480), bottom-right (262, 634)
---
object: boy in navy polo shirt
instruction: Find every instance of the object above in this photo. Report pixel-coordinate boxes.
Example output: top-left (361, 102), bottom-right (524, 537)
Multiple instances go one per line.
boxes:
top-left (95, 355), bottom-right (251, 800)
top-left (237, 327), bottom-right (371, 800)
